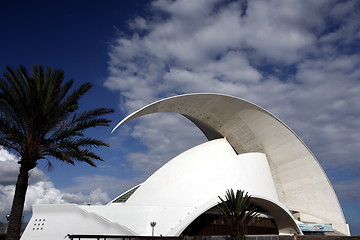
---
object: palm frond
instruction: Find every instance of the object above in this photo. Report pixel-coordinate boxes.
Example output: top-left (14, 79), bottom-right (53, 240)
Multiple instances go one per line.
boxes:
top-left (0, 65), bottom-right (114, 168)
top-left (217, 189), bottom-right (260, 239)
top-left (1, 65), bottom-right (114, 240)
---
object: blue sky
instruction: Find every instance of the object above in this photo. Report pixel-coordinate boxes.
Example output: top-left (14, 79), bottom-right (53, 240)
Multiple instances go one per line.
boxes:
top-left (0, 0), bottom-right (359, 236)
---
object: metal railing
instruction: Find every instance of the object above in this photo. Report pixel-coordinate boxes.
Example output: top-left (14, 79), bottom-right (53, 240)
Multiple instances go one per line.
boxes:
top-left (66, 235), bottom-right (280, 240)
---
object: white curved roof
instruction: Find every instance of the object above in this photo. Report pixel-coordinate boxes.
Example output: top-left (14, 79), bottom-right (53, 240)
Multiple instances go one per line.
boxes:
top-left (114, 93), bottom-right (347, 235)
top-left (105, 138), bottom-right (301, 235)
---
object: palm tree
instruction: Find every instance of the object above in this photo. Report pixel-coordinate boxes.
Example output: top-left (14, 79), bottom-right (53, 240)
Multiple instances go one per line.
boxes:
top-left (0, 65), bottom-right (114, 240)
top-left (217, 189), bottom-right (260, 240)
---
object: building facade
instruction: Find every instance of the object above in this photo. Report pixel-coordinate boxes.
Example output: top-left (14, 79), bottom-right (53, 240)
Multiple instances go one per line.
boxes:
top-left (21, 94), bottom-right (349, 240)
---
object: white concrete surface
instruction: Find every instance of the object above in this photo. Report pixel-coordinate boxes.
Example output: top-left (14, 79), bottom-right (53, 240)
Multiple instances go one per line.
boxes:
top-left (21, 204), bottom-right (135, 240)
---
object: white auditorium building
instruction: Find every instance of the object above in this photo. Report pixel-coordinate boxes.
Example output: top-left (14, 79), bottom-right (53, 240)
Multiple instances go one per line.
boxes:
top-left (21, 94), bottom-right (350, 240)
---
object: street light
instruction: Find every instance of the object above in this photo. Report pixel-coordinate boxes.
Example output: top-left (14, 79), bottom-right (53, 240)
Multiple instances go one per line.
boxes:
top-left (150, 221), bottom-right (156, 237)
top-left (5, 214), bottom-right (10, 233)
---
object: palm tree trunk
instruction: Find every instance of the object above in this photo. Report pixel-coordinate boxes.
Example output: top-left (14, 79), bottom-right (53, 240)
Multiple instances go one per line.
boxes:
top-left (6, 165), bottom-right (30, 240)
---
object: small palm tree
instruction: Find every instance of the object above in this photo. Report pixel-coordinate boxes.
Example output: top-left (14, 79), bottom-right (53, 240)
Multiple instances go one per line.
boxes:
top-left (217, 189), bottom-right (260, 240)
top-left (0, 65), bottom-right (114, 240)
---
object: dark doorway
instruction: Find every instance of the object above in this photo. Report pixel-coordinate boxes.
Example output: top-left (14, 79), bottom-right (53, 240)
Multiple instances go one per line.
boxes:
top-left (181, 207), bottom-right (278, 236)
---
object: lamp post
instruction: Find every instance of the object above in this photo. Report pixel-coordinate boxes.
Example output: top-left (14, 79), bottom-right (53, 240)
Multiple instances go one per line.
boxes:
top-left (150, 221), bottom-right (156, 238)
top-left (5, 214), bottom-right (10, 233)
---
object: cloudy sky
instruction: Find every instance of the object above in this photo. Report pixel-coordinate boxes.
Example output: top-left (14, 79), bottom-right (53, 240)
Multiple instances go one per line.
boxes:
top-left (1, 0), bottom-right (359, 235)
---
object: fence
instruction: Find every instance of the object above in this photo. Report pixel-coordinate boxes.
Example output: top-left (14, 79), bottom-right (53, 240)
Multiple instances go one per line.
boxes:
top-left (66, 235), bottom-right (360, 240)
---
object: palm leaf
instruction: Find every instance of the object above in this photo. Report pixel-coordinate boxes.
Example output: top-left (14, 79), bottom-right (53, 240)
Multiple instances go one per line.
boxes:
top-left (1, 65), bottom-right (115, 240)
top-left (217, 189), bottom-right (260, 240)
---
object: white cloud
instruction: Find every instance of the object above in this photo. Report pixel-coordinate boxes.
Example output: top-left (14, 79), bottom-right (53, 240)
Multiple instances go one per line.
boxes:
top-left (0, 185), bottom-right (15, 221)
top-left (126, 114), bottom-right (206, 174)
top-left (24, 182), bottom-right (65, 208)
top-left (152, 0), bottom-right (220, 20)
top-left (106, 0), bottom-right (360, 180)
top-left (60, 174), bottom-right (152, 204)
top-left (320, 1), bottom-right (360, 46)
top-left (0, 148), bottom-right (48, 186)
top-left (62, 188), bottom-right (110, 205)
top-left (0, 148), bottom-right (111, 222)
top-left (0, 148), bottom-right (18, 162)
top-left (242, 0), bottom-right (320, 63)
top-left (105, 2), bottom-right (360, 236)
top-left (0, 156), bottom-right (19, 186)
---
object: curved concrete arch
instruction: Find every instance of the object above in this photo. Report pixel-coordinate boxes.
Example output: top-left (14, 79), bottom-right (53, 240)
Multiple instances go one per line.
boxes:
top-left (169, 195), bottom-right (301, 236)
top-left (251, 196), bottom-right (301, 235)
top-left (113, 93), bottom-right (348, 235)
